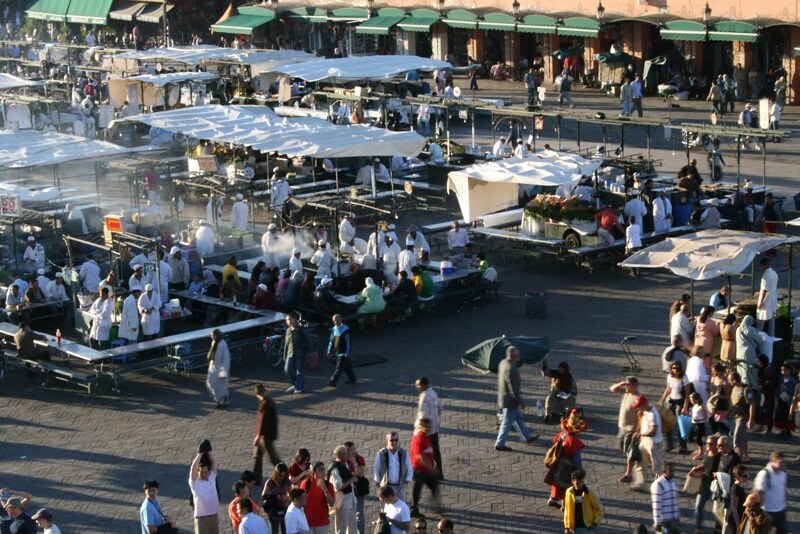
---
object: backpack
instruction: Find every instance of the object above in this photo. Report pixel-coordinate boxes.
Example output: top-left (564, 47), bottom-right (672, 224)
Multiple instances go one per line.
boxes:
top-left (657, 405), bottom-right (676, 434)
top-left (543, 436), bottom-right (564, 468)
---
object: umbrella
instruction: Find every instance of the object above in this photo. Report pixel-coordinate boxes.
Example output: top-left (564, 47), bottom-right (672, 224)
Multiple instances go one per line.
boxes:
top-left (461, 335), bottom-right (550, 374)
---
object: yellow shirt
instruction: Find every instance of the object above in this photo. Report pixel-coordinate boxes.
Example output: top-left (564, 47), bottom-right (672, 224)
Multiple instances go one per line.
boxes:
top-left (221, 264), bottom-right (240, 286)
top-left (563, 485), bottom-right (603, 529)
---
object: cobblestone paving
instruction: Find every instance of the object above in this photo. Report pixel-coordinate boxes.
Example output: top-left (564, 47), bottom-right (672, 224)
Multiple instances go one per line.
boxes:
top-left (2, 82), bottom-right (800, 533)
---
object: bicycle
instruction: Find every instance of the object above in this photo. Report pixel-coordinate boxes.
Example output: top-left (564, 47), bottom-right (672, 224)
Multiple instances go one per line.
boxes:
top-left (263, 315), bottom-right (319, 368)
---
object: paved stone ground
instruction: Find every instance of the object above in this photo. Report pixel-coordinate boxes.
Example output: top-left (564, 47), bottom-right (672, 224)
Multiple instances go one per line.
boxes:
top-left (2, 83), bottom-right (800, 533)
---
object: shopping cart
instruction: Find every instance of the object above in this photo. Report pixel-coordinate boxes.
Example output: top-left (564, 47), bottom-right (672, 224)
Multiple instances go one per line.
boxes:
top-left (619, 335), bottom-right (643, 373)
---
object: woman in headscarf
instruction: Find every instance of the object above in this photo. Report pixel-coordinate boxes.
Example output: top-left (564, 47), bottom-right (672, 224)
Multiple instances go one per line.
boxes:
top-left (202, 269), bottom-right (219, 297)
top-left (542, 361), bottom-right (577, 423)
top-left (735, 315), bottom-right (762, 387)
top-left (719, 313), bottom-right (737, 364)
top-left (545, 409), bottom-right (587, 509)
top-left (356, 277), bottom-right (386, 315)
top-left (694, 306), bottom-right (720, 357)
top-left (774, 363), bottom-right (797, 437)
top-left (206, 328), bottom-right (230, 408)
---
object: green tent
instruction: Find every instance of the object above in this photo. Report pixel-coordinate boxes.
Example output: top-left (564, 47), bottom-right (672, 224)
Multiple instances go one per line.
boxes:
top-left (551, 47), bottom-right (583, 60)
top-left (461, 335), bottom-right (550, 374)
top-left (594, 52), bottom-right (633, 64)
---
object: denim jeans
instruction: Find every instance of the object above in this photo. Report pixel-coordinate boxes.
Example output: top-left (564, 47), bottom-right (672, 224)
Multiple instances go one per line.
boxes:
top-left (572, 528), bottom-right (592, 534)
top-left (621, 100), bottom-right (633, 116)
top-left (495, 407), bottom-right (533, 446)
top-left (284, 356), bottom-right (305, 391)
top-left (694, 482), bottom-right (718, 530)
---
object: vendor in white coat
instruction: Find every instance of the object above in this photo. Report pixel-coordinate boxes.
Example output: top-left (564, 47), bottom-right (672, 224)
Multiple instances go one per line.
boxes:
top-left (22, 235), bottom-right (45, 272)
top-left (338, 212), bottom-right (356, 248)
top-left (289, 247), bottom-right (303, 276)
top-left (756, 257), bottom-right (779, 337)
top-left (311, 240), bottom-right (335, 277)
top-left (229, 193), bottom-right (249, 231)
top-left (406, 225), bottom-right (430, 261)
top-left (66, 203), bottom-right (89, 234)
top-left (270, 173), bottom-right (291, 215)
top-left (89, 286), bottom-right (113, 349)
top-left (79, 253), bottom-right (101, 293)
top-left (129, 245), bottom-right (155, 270)
top-left (261, 223), bottom-right (280, 267)
top-left (398, 238), bottom-right (417, 278)
top-left (118, 285), bottom-right (142, 345)
top-left (356, 158), bottom-right (390, 186)
top-left (46, 271), bottom-right (73, 323)
top-left (138, 283), bottom-right (162, 340)
top-left (381, 235), bottom-right (399, 286)
top-left (653, 190), bottom-right (673, 234)
top-left (194, 219), bottom-right (215, 257)
top-left (513, 138), bottom-right (529, 158)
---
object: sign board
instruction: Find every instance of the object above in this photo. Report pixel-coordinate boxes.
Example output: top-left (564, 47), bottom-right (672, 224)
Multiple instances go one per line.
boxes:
top-left (197, 155), bottom-right (219, 173)
top-left (534, 116), bottom-right (544, 131)
top-left (758, 98), bottom-right (770, 130)
top-left (97, 105), bottom-right (115, 129)
top-left (0, 194), bottom-right (20, 217)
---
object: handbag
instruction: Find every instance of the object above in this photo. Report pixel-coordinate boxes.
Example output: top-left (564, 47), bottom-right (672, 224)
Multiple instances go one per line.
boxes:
top-left (682, 475), bottom-right (702, 495)
top-left (306, 351), bottom-right (320, 372)
top-left (543, 438), bottom-right (564, 468)
top-left (544, 455), bottom-right (574, 488)
top-left (354, 476), bottom-right (370, 497)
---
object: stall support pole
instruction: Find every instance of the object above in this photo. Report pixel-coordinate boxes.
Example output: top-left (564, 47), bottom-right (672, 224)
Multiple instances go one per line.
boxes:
top-left (690, 280), bottom-right (695, 317)
top-left (335, 162), bottom-right (340, 193)
top-left (646, 126), bottom-right (652, 159)
top-left (751, 261), bottom-right (756, 296)
top-left (736, 135), bottom-right (742, 189)
top-left (788, 246), bottom-right (793, 314)
top-left (620, 124), bottom-right (625, 156)
top-left (556, 116), bottom-right (562, 148)
top-left (762, 143), bottom-right (767, 190)
top-left (576, 122), bottom-right (581, 152)
top-left (725, 275), bottom-right (732, 314)
top-left (311, 159), bottom-right (316, 185)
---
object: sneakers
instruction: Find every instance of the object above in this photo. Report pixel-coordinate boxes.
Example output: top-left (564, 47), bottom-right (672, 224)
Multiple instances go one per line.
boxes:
top-left (293, 389), bottom-right (304, 394)
top-left (285, 386), bottom-right (295, 393)
top-left (494, 445), bottom-right (512, 452)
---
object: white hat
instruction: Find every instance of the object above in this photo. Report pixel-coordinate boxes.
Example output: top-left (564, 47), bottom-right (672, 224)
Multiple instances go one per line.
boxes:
top-left (517, 138), bottom-right (523, 142)
top-left (236, 193), bottom-right (243, 201)
top-left (130, 284), bottom-right (142, 292)
top-left (633, 172), bottom-right (641, 178)
top-left (318, 239), bottom-right (326, 246)
top-left (320, 276), bottom-right (333, 286)
top-left (27, 236), bottom-right (35, 241)
top-left (347, 212), bottom-right (355, 218)
top-left (743, 180), bottom-right (753, 189)
top-left (272, 166), bottom-right (280, 173)
top-left (292, 247), bottom-right (301, 254)
top-left (145, 284), bottom-right (153, 291)
top-left (373, 157), bottom-right (381, 163)
top-left (55, 272), bottom-right (63, 278)
top-left (199, 219), bottom-right (207, 225)
top-left (37, 268), bottom-right (45, 275)
top-left (169, 246), bottom-right (181, 255)
top-left (268, 223), bottom-right (277, 230)
top-left (133, 264), bottom-right (142, 270)
top-left (257, 283), bottom-right (268, 291)
top-left (406, 236), bottom-right (415, 246)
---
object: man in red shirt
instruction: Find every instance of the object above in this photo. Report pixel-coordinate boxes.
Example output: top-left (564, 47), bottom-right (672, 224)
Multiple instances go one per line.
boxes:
top-left (228, 480), bottom-right (261, 532)
top-left (299, 461), bottom-right (336, 531)
top-left (409, 418), bottom-right (441, 518)
top-left (594, 205), bottom-right (624, 245)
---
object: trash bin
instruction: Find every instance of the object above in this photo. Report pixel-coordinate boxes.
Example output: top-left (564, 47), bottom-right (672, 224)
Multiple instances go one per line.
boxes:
top-left (525, 292), bottom-right (547, 318)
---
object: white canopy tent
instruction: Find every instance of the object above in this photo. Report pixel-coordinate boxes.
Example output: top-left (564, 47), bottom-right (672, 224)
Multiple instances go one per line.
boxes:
top-left (0, 73), bottom-right (44, 91)
top-left (108, 71), bottom-right (219, 109)
top-left (0, 130), bottom-right (133, 170)
top-left (114, 46), bottom-right (314, 75)
top-left (116, 104), bottom-right (426, 158)
top-left (619, 229), bottom-right (800, 280)
top-left (269, 55), bottom-right (453, 83)
top-left (446, 154), bottom-right (603, 222)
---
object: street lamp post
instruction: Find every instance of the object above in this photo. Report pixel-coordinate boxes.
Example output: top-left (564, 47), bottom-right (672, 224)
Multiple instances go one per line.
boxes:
top-left (271, 0), bottom-right (279, 14)
top-left (702, 2), bottom-right (711, 23)
top-left (512, 0), bottom-right (520, 19)
top-left (596, 1), bottom-right (605, 22)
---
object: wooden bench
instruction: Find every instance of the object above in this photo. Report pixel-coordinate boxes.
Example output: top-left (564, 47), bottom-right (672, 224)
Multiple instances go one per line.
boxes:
top-left (104, 356), bottom-right (177, 393)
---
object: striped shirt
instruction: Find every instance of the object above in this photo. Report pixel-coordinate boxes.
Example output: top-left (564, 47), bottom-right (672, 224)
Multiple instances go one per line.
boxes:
top-left (651, 475), bottom-right (680, 525)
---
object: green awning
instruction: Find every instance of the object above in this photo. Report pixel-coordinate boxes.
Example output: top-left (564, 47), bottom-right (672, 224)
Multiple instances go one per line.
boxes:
top-left (558, 17), bottom-right (599, 37)
top-left (328, 7), bottom-right (369, 22)
top-left (211, 13), bottom-right (274, 35)
top-left (660, 20), bottom-right (707, 41)
top-left (66, 0), bottom-right (112, 24)
top-left (517, 14), bottom-right (557, 34)
top-left (109, 1), bottom-right (147, 21)
top-left (238, 5), bottom-right (275, 17)
top-left (136, 2), bottom-right (174, 23)
top-left (26, 0), bottom-right (70, 22)
top-left (478, 12), bottom-right (517, 31)
top-left (356, 13), bottom-right (405, 35)
top-left (443, 9), bottom-right (478, 29)
top-left (397, 9), bottom-right (440, 32)
top-left (290, 7), bottom-right (328, 23)
top-left (708, 21), bottom-right (758, 42)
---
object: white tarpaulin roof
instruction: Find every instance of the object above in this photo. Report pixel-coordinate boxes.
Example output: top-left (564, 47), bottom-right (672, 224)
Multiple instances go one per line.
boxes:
top-left (620, 229), bottom-right (800, 280)
top-left (118, 105), bottom-right (426, 158)
top-left (270, 55), bottom-right (453, 83)
top-left (446, 154), bottom-right (603, 222)
top-left (115, 46), bottom-right (314, 73)
top-left (123, 71), bottom-right (219, 88)
top-left (0, 73), bottom-right (44, 90)
top-left (0, 130), bottom-right (131, 169)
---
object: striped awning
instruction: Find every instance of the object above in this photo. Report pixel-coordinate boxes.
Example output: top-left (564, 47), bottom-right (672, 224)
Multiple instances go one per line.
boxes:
top-left (136, 2), bottom-right (175, 24)
top-left (211, 13), bottom-right (274, 35)
top-left (109, 1), bottom-right (147, 21)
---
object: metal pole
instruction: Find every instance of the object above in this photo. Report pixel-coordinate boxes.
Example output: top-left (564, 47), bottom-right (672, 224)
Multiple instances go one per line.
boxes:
top-left (646, 126), bottom-right (652, 159)
top-left (762, 141), bottom-right (767, 190)
top-left (620, 124), bottom-right (625, 156)
top-left (788, 246), bottom-right (793, 314)
top-left (736, 134), bottom-right (741, 190)
top-left (335, 162), bottom-right (340, 193)
top-left (576, 121), bottom-right (581, 152)
top-left (556, 116), bottom-right (562, 148)
top-left (162, 0), bottom-right (168, 45)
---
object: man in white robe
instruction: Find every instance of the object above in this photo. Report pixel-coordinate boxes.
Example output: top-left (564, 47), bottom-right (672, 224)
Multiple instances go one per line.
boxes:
top-left (653, 191), bottom-right (673, 234)
top-left (119, 286), bottom-right (142, 346)
top-left (289, 247), bottom-right (303, 276)
top-left (79, 253), bottom-right (101, 293)
top-left (381, 235), bottom-right (399, 286)
top-left (138, 283), bottom-right (162, 340)
top-left (229, 193), bottom-right (249, 231)
top-left (311, 240), bottom-right (335, 277)
top-left (194, 219), bottom-right (215, 257)
top-left (270, 174), bottom-right (291, 215)
top-left (261, 223), bottom-right (280, 267)
top-left (338, 213), bottom-right (356, 248)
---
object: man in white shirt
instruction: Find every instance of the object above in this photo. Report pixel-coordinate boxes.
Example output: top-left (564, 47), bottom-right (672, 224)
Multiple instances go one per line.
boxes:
top-left (405, 226), bottom-right (430, 262)
top-left (22, 236), bottom-right (45, 272)
top-left (415, 376), bottom-right (443, 481)
top-left (289, 247), bottom-right (303, 276)
top-left (311, 240), bottom-right (335, 278)
top-left (129, 245), bottom-right (155, 271)
top-left (427, 140), bottom-right (444, 162)
top-left (237, 498), bottom-right (269, 534)
top-left (261, 223), bottom-right (280, 266)
top-left (46, 272), bottom-right (73, 323)
top-left (492, 137), bottom-right (510, 157)
top-left (188, 450), bottom-right (220, 533)
top-left (513, 138), bottom-right (529, 158)
top-left (669, 304), bottom-right (693, 348)
top-left (756, 257), bottom-right (778, 336)
top-left (447, 222), bottom-right (469, 256)
top-left (338, 213), bottom-right (356, 248)
top-left (754, 450), bottom-right (788, 533)
top-left (378, 486), bottom-right (411, 534)
top-left (653, 190), bottom-right (673, 234)
top-left (631, 73), bottom-right (644, 118)
top-left (329, 445), bottom-right (358, 534)
top-left (623, 195), bottom-right (647, 226)
top-left (270, 173), bottom-right (291, 215)
top-left (397, 240), bottom-right (417, 279)
top-left (374, 431), bottom-right (414, 502)
top-left (391, 155), bottom-right (409, 172)
top-left (230, 193), bottom-right (249, 231)
top-left (283, 488), bottom-right (310, 534)
top-left (650, 463), bottom-right (680, 534)
top-left (633, 396), bottom-right (663, 489)
top-left (79, 253), bottom-right (101, 293)
top-left (356, 158), bottom-right (390, 186)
